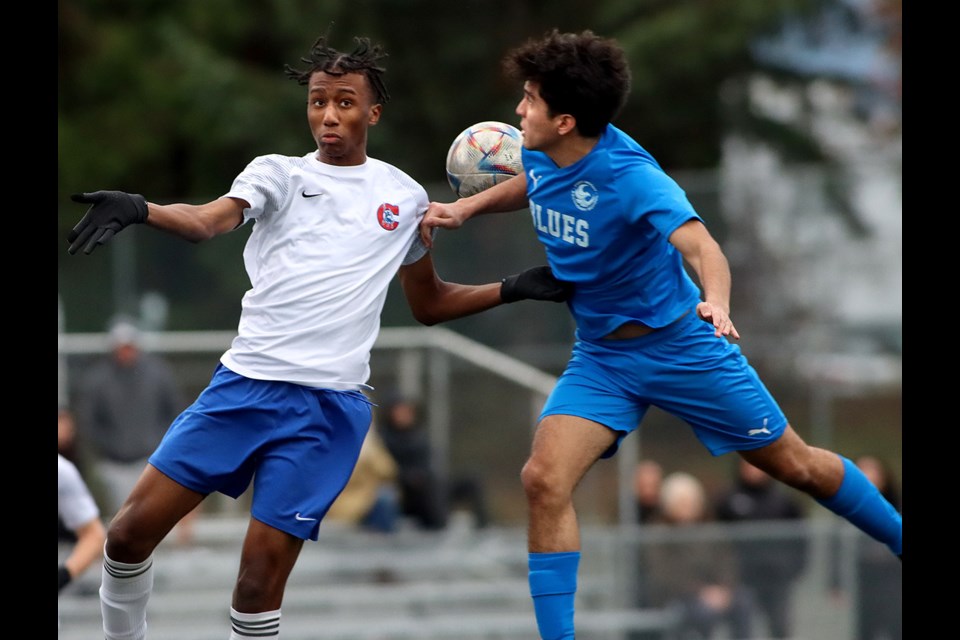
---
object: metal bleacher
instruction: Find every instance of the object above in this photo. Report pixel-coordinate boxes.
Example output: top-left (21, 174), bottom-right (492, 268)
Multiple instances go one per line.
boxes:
top-left (58, 514), bottom-right (680, 640)
top-left (58, 326), bottom-right (682, 640)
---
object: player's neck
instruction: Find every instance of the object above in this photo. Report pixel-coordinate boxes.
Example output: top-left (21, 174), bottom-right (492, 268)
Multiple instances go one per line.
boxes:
top-left (547, 135), bottom-right (599, 169)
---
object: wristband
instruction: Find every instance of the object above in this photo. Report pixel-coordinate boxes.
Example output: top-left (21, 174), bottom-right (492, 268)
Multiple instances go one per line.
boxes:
top-left (58, 564), bottom-right (72, 592)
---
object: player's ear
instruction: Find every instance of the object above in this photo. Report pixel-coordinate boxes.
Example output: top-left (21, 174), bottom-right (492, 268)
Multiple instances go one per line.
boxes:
top-left (556, 114), bottom-right (577, 136)
top-left (369, 103), bottom-right (382, 125)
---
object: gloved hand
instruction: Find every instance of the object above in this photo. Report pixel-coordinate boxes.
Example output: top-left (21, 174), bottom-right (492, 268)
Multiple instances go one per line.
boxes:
top-left (501, 266), bottom-right (572, 303)
top-left (58, 564), bottom-right (71, 593)
top-left (67, 191), bottom-right (149, 255)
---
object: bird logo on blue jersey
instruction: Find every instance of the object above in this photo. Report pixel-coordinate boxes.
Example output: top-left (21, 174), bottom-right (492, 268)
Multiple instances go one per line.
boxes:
top-left (571, 181), bottom-right (598, 212)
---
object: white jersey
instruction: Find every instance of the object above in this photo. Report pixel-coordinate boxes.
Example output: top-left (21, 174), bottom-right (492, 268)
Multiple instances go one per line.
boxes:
top-left (220, 152), bottom-right (429, 390)
top-left (58, 454), bottom-right (100, 531)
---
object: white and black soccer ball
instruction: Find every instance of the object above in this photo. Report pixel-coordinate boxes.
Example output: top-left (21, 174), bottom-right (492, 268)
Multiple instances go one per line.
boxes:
top-left (445, 121), bottom-right (523, 198)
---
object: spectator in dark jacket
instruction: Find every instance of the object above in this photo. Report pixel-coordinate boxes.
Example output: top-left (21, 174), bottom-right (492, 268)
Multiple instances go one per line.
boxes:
top-left (633, 459), bottom-right (664, 524)
top-left (76, 318), bottom-right (186, 517)
top-left (379, 396), bottom-right (489, 530)
top-left (714, 459), bottom-right (809, 639)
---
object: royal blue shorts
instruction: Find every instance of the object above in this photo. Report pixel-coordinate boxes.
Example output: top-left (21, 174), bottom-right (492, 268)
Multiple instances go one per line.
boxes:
top-left (149, 363), bottom-right (372, 541)
top-left (540, 311), bottom-right (787, 458)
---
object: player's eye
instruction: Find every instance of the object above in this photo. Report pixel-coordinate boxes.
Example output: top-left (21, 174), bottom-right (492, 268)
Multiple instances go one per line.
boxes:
top-left (339, 99), bottom-right (353, 108)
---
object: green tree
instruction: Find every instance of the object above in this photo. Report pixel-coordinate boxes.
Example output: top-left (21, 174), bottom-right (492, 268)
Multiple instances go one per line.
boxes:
top-left (58, 0), bottom-right (821, 333)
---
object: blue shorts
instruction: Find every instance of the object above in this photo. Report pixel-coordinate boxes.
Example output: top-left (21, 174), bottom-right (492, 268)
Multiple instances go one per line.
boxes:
top-left (540, 311), bottom-right (787, 458)
top-left (149, 364), bottom-right (372, 541)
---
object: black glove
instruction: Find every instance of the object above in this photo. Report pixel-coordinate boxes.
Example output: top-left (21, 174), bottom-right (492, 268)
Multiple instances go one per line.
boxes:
top-left (67, 191), bottom-right (149, 255)
top-left (58, 564), bottom-right (72, 593)
top-left (501, 266), bottom-right (572, 303)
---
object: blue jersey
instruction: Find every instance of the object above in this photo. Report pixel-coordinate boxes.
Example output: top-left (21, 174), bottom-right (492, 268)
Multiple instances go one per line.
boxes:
top-left (522, 124), bottom-right (702, 340)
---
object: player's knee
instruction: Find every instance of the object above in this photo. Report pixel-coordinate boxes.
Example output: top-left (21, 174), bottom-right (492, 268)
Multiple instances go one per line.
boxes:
top-left (763, 457), bottom-right (816, 493)
top-left (233, 567), bottom-right (285, 611)
top-left (104, 518), bottom-right (155, 563)
top-left (233, 574), bottom-right (268, 611)
top-left (521, 458), bottom-right (566, 506)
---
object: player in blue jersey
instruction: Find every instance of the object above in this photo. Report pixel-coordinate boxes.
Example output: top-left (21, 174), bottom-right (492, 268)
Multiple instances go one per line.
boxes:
top-left (65, 34), bottom-right (570, 640)
top-left (420, 29), bottom-right (902, 640)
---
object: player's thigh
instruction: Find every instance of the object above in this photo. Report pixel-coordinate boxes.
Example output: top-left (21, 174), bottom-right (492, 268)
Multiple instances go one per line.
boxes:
top-left (528, 414), bottom-right (619, 492)
top-left (108, 465), bottom-right (204, 559)
top-left (539, 346), bottom-right (648, 460)
top-left (251, 388), bottom-right (372, 541)
top-left (238, 517), bottom-right (304, 580)
top-left (149, 364), bottom-right (271, 497)
top-left (646, 325), bottom-right (787, 455)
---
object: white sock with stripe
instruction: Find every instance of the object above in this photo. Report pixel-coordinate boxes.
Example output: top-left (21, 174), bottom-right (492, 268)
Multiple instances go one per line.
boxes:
top-left (230, 607), bottom-right (281, 638)
top-left (100, 550), bottom-right (154, 640)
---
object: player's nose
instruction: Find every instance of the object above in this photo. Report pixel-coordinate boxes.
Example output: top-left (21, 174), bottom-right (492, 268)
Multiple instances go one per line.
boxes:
top-left (322, 105), bottom-right (339, 124)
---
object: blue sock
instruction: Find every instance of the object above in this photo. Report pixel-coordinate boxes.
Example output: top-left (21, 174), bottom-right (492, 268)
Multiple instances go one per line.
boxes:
top-left (528, 551), bottom-right (579, 640)
top-left (817, 456), bottom-right (902, 555)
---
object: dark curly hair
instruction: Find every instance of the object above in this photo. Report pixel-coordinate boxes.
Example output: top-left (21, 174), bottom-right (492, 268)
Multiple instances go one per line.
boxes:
top-left (285, 35), bottom-right (390, 105)
top-left (503, 29), bottom-right (630, 137)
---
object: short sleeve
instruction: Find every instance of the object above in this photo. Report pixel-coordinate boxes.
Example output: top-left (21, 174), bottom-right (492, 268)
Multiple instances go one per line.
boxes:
top-left (223, 154), bottom-right (293, 222)
top-left (58, 455), bottom-right (100, 531)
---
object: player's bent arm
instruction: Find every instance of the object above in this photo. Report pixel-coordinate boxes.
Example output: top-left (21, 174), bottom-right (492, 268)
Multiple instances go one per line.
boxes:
top-left (669, 220), bottom-right (732, 310)
top-left (64, 516), bottom-right (107, 581)
top-left (669, 219), bottom-right (739, 339)
top-left (146, 196), bottom-right (248, 243)
top-left (398, 253), bottom-right (503, 326)
top-left (420, 174), bottom-right (528, 247)
top-left (459, 172), bottom-right (529, 216)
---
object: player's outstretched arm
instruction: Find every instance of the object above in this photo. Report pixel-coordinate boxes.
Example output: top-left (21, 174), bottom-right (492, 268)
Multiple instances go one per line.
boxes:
top-left (419, 173), bottom-right (528, 248)
top-left (67, 193), bottom-right (248, 254)
top-left (399, 253), bottom-right (570, 326)
top-left (144, 197), bottom-right (247, 243)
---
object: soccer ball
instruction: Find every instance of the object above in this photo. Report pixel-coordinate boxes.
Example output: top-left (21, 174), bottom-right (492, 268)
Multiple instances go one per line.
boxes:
top-left (445, 121), bottom-right (523, 198)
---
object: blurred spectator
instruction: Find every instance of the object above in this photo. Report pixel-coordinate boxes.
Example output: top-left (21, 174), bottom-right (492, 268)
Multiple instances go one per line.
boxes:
top-left (633, 459), bottom-right (664, 524)
top-left (848, 455), bottom-right (902, 640)
top-left (378, 395), bottom-right (489, 530)
top-left (59, 406), bottom-right (103, 543)
top-left (714, 458), bottom-right (809, 639)
top-left (58, 453), bottom-right (106, 596)
top-left (75, 316), bottom-right (198, 542)
top-left (58, 405), bottom-right (81, 466)
top-left (326, 425), bottom-right (401, 534)
top-left (641, 471), bottom-right (754, 639)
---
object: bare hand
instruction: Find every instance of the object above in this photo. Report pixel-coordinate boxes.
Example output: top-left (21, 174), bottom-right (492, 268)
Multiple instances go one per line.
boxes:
top-left (419, 201), bottom-right (469, 248)
top-left (696, 301), bottom-right (740, 340)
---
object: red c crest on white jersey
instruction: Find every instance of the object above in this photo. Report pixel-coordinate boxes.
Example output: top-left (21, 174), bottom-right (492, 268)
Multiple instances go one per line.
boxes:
top-left (377, 203), bottom-right (400, 231)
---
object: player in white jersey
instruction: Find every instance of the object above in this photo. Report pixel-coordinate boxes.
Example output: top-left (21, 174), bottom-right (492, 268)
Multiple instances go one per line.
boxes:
top-left (59, 452), bottom-right (106, 630)
top-left (65, 35), bottom-right (570, 640)
top-left (58, 453), bottom-right (106, 595)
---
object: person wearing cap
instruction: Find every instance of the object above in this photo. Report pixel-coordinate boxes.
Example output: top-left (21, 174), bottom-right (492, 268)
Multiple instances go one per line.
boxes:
top-left (75, 317), bottom-right (187, 518)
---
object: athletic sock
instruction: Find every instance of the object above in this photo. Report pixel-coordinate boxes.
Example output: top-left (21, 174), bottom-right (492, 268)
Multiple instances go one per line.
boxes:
top-left (817, 456), bottom-right (902, 555)
top-left (230, 607), bottom-right (281, 639)
top-left (528, 551), bottom-right (580, 640)
top-left (100, 550), bottom-right (154, 640)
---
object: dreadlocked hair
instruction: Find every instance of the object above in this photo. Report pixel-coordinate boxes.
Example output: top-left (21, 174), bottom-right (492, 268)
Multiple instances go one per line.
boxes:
top-left (285, 35), bottom-right (390, 104)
